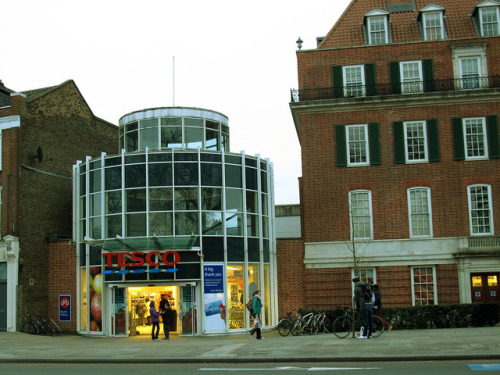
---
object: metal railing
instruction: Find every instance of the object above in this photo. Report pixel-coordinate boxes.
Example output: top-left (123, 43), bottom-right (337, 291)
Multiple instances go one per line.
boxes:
top-left (291, 76), bottom-right (500, 102)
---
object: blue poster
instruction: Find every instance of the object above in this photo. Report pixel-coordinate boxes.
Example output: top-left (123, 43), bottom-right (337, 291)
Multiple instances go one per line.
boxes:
top-left (204, 265), bottom-right (224, 294)
top-left (59, 295), bottom-right (71, 322)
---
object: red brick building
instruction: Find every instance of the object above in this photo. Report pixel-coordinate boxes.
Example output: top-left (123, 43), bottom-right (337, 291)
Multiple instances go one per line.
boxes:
top-left (288, 0), bottom-right (500, 311)
top-left (0, 79), bottom-right (117, 331)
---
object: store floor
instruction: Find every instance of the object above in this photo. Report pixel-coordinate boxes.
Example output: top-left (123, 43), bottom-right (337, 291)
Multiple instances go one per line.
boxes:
top-left (133, 323), bottom-right (178, 337)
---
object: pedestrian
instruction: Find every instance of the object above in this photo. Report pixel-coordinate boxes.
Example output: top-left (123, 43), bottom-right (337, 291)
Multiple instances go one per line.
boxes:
top-left (352, 276), bottom-right (373, 339)
top-left (159, 295), bottom-right (171, 340)
top-left (248, 290), bottom-right (263, 340)
top-left (372, 284), bottom-right (392, 331)
top-left (149, 301), bottom-right (160, 340)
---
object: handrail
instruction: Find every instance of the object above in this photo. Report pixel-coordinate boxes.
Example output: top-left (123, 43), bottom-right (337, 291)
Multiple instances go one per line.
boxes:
top-left (291, 76), bottom-right (500, 102)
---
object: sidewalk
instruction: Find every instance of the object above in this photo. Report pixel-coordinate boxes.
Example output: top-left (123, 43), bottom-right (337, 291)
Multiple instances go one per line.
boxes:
top-left (0, 326), bottom-right (499, 363)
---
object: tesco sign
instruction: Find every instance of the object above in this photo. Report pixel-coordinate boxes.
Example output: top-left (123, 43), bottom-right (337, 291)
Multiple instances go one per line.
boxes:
top-left (103, 251), bottom-right (180, 267)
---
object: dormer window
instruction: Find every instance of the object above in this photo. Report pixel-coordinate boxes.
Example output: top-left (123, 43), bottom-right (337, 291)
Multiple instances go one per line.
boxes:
top-left (473, 1), bottom-right (500, 36)
top-left (418, 4), bottom-right (446, 41)
top-left (365, 8), bottom-right (390, 45)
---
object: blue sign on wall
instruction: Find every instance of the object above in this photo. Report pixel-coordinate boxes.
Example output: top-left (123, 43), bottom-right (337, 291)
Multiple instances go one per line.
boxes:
top-left (204, 265), bottom-right (224, 294)
top-left (59, 295), bottom-right (71, 322)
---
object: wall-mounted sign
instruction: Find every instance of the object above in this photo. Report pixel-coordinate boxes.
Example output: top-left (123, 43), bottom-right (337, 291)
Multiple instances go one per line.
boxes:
top-left (59, 295), bottom-right (71, 322)
top-left (102, 251), bottom-right (180, 267)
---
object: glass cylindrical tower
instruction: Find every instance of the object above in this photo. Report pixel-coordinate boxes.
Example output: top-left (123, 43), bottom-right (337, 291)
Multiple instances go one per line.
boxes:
top-left (73, 107), bottom-right (276, 336)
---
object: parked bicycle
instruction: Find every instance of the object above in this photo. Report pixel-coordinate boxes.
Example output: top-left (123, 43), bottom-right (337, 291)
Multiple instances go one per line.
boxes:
top-left (312, 310), bottom-right (332, 334)
top-left (332, 306), bottom-right (385, 338)
top-left (20, 314), bottom-right (39, 335)
top-left (20, 314), bottom-right (62, 336)
top-left (277, 311), bottom-right (300, 337)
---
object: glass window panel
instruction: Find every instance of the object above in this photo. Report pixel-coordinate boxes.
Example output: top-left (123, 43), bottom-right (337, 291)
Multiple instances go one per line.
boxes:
top-left (140, 127), bottom-right (158, 149)
top-left (344, 66), bottom-right (364, 97)
top-left (225, 164), bottom-right (242, 188)
top-left (184, 117), bottom-right (203, 127)
top-left (201, 164), bottom-right (222, 186)
top-left (125, 131), bottom-right (138, 152)
top-left (185, 126), bottom-right (203, 148)
top-left (246, 191), bottom-right (258, 213)
top-left (369, 16), bottom-right (387, 44)
top-left (90, 193), bottom-right (101, 216)
top-left (481, 7), bottom-right (499, 36)
top-left (206, 129), bottom-right (220, 150)
top-left (227, 264), bottom-right (244, 328)
top-left (226, 213), bottom-right (243, 236)
top-left (261, 194), bottom-right (268, 216)
top-left (347, 125), bottom-right (368, 165)
top-left (405, 122), bottom-right (427, 161)
top-left (174, 187), bottom-right (199, 210)
top-left (202, 236), bottom-right (224, 261)
top-left (469, 185), bottom-right (492, 234)
top-left (464, 118), bottom-right (486, 159)
top-left (90, 170), bottom-right (101, 193)
top-left (174, 163), bottom-right (198, 185)
top-left (245, 167), bottom-right (258, 190)
top-left (472, 276), bottom-right (482, 287)
top-left (488, 275), bottom-right (498, 287)
top-left (126, 189), bottom-right (147, 212)
top-left (149, 212), bottom-right (173, 236)
top-left (409, 188), bottom-right (431, 237)
top-left (125, 164), bottom-right (146, 188)
top-left (247, 214), bottom-right (259, 237)
top-left (105, 167), bottom-right (122, 190)
top-left (149, 188), bottom-right (173, 211)
top-left (424, 12), bottom-right (443, 41)
top-left (202, 212), bottom-right (223, 235)
top-left (149, 163), bottom-right (172, 186)
top-left (126, 122), bottom-right (138, 132)
top-left (106, 214), bottom-right (122, 238)
top-left (349, 190), bottom-right (372, 239)
top-left (0, 263), bottom-right (7, 282)
top-left (413, 267), bottom-right (435, 305)
top-left (140, 118), bottom-right (157, 128)
top-left (106, 191), bottom-right (122, 214)
top-left (161, 127), bottom-right (182, 148)
top-left (248, 264), bottom-right (261, 300)
top-left (226, 189), bottom-right (243, 212)
top-left (175, 212), bottom-right (199, 235)
top-left (201, 153), bottom-right (222, 162)
top-left (90, 218), bottom-right (101, 239)
top-left (262, 216), bottom-right (269, 238)
top-left (125, 155), bottom-right (145, 164)
top-left (126, 213), bottom-right (146, 237)
top-left (261, 171), bottom-right (268, 193)
top-left (105, 157), bottom-right (121, 167)
top-left (161, 117), bottom-right (182, 126)
top-left (201, 188), bottom-right (222, 210)
top-left (227, 238), bottom-right (245, 261)
top-left (206, 120), bottom-right (219, 130)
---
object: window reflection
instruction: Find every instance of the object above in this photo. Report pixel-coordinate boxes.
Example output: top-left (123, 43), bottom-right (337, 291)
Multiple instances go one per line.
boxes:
top-left (227, 265), bottom-right (244, 329)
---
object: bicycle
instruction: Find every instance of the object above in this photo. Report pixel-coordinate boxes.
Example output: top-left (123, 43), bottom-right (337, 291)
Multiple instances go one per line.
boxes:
top-left (20, 314), bottom-right (39, 335)
top-left (277, 311), bottom-right (299, 337)
top-left (312, 311), bottom-right (332, 334)
top-left (332, 306), bottom-right (384, 338)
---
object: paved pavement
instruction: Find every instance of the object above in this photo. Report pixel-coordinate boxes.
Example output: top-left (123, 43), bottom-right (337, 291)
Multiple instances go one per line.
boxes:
top-left (0, 326), bottom-right (499, 363)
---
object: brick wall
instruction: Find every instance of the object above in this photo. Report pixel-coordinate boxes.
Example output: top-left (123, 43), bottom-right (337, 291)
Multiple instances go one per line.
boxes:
top-left (276, 238), bottom-right (305, 316)
top-left (48, 239), bottom-right (77, 333)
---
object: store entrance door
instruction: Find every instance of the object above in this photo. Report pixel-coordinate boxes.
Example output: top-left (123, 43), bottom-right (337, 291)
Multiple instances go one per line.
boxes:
top-left (112, 287), bottom-right (127, 335)
top-left (178, 285), bottom-right (197, 335)
top-left (471, 273), bottom-right (499, 303)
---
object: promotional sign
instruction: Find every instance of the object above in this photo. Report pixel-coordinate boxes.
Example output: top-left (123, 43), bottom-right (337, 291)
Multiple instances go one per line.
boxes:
top-left (59, 295), bottom-right (71, 322)
top-left (203, 264), bottom-right (225, 332)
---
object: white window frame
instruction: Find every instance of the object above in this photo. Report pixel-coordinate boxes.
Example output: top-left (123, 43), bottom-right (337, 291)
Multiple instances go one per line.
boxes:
top-left (348, 189), bottom-right (373, 240)
top-left (367, 15), bottom-right (389, 45)
top-left (404, 121), bottom-right (428, 163)
top-left (459, 56), bottom-right (484, 89)
top-left (346, 124), bottom-right (370, 167)
top-left (451, 45), bottom-right (488, 90)
top-left (463, 117), bottom-right (488, 160)
top-left (400, 61), bottom-right (423, 94)
top-left (343, 65), bottom-right (366, 97)
top-left (422, 11), bottom-right (445, 41)
top-left (479, 5), bottom-right (500, 36)
top-left (407, 187), bottom-right (433, 238)
top-left (411, 266), bottom-right (437, 306)
top-left (467, 184), bottom-right (494, 236)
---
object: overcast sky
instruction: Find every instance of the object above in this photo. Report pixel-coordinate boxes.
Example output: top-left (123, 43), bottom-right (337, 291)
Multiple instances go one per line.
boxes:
top-left (2, 0), bottom-right (351, 204)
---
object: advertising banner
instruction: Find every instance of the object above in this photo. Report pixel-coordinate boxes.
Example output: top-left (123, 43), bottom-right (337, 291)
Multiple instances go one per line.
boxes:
top-left (59, 295), bottom-right (71, 322)
top-left (203, 265), bottom-right (225, 332)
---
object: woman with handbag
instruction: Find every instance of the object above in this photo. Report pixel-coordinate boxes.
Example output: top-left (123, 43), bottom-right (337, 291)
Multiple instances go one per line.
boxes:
top-left (248, 290), bottom-right (263, 340)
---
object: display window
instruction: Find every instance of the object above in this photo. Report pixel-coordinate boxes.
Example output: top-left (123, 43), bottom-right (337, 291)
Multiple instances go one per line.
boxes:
top-left (227, 264), bottom-right (244, 329)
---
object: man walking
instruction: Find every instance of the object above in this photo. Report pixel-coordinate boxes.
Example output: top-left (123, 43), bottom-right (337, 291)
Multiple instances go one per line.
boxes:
top-left (352, 276), bottom-right (373, 339)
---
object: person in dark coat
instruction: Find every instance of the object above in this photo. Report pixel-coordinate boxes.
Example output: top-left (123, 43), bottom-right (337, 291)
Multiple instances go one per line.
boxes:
top-left (353, 277), bottom-right (373, 339)
top-left (373, 284), bottom-right (392, 331)
top-left (159, 295), bottom-right (171, 340)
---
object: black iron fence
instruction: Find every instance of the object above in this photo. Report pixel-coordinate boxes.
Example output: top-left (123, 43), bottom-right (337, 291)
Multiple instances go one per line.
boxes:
top-left (291, 76), bottom-right (500, 102)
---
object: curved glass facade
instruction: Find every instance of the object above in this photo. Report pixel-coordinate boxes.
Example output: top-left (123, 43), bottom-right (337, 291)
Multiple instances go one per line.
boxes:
top-left (74, 107), bottom-right (276, 336)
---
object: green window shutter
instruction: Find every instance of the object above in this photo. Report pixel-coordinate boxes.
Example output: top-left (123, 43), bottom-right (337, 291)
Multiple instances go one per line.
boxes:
top-left (393, 121), bottom-right (405, 163)
top-left (426, 119), bottom-right (440, 162)
top-left (335, 125), bottom-right (347, 167)
top-left (452, 118), bottom-right (465, 161)
top-left (486, 114), bottom-right (500, 158)
top-left (368, 122), bottom-right (381, 165)
top-left (389, 61), bottom-right (401, 95)
top-left (332, 66), bottom-right (344, 98)
top-left (365, 63), bottom-right (376, 96)
top-left (422, 59), bottom-right (435, 93)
